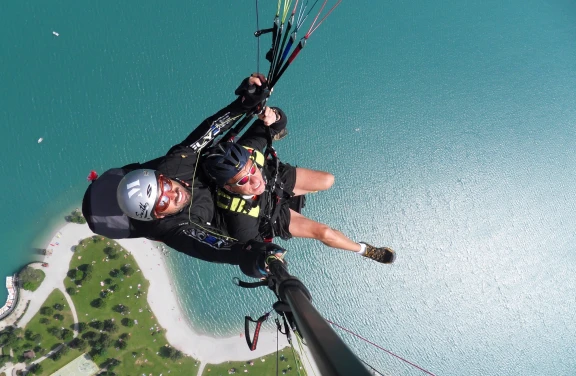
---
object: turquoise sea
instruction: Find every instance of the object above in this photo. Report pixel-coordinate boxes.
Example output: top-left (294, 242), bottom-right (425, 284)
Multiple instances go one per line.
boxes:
top-left (2, 0), bottom-right (575, 374)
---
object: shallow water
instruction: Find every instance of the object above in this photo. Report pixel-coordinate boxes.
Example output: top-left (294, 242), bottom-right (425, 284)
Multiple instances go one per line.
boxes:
top-left (2, 0), bottom-right (575, 374)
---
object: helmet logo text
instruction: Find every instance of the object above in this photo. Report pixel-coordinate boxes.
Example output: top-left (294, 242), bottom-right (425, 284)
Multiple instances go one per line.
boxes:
top-left (126, 180), bottom-right (142, 198)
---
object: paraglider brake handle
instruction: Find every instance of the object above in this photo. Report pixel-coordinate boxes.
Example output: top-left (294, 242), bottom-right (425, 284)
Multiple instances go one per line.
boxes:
top-left (254, 28), bottom-right (274, 37)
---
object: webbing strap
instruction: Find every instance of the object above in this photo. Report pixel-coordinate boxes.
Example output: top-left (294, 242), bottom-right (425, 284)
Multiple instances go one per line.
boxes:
top-left (245, 312), bottom-right (270, 351)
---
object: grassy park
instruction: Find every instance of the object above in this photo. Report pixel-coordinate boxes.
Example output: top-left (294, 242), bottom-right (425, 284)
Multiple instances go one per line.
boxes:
top-left (0, 289), bottom-right (81, 374)
top-left (18, 289), bottom-right (83, 375)
top-left (59, 235), bottom-right (200, 376)
top-left (1, 234), bottom-right (308, 375)
top-left (202, 348), bottom-right (306, 376)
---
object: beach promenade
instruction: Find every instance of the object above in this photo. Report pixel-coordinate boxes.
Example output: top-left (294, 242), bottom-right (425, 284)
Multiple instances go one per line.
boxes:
top-left (0, 223), bottom-right (316, 375)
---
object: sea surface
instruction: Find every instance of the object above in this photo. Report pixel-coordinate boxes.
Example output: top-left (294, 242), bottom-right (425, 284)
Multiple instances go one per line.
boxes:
top-left (1, 0), bottom-right (575, 374)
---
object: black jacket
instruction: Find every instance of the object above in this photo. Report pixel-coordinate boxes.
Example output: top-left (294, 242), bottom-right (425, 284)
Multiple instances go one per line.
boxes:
top-left (82, 94), bottom-right (286, 277)
top-left (126, 98), bottom-right (250, 265)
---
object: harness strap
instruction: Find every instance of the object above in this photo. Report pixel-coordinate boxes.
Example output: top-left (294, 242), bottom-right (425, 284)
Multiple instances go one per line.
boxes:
top-left (244, 312), bottom-right (270, 351)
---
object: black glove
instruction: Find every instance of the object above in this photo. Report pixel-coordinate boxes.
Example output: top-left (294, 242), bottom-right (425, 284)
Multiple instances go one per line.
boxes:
top-left (235, 75), bottom-right (270, 111)
top-left (239, 240), bottom-right (287, 278)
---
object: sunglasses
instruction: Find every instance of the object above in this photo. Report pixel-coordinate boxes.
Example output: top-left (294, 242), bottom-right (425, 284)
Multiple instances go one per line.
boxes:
top-left (229, 162), bottom-right (258, 187)
top-left (154, 175), bottom-right (173, 214)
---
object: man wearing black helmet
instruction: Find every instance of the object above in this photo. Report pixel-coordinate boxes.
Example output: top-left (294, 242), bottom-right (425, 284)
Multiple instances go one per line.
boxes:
top-left (83, 74), bottom-right (283, 278)
top-left (202, 106), bottom-right (396, 264)
top-left (83, 73), bottom-right (394, 280)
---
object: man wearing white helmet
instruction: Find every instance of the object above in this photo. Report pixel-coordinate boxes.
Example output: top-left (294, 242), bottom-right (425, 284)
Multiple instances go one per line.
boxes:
top-left (83, 73), bottom-right (395, 277)
top-left (83, 74), bottom-right (282, 278)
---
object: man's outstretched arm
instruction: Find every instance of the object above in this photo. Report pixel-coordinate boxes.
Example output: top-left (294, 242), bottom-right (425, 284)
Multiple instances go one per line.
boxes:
top-left (176, 73), bottom-right (270, 153)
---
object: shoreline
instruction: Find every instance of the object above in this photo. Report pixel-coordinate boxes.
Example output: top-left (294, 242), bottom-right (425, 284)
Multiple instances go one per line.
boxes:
top-left (116, 235), bottom-right (291, 363)
top-left (11, 222), bottom-right (294, 365)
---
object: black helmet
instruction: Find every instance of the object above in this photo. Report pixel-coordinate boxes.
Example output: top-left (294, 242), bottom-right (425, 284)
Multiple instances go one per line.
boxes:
top-left (203, 143), bottom-right (250, 187)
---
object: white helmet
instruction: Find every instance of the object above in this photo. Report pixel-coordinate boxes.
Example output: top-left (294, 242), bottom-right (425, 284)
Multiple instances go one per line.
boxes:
top-left (116, 169), bottom-right (159, 221)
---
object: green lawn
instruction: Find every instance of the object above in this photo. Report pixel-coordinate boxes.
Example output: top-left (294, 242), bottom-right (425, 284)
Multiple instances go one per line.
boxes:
top-left (10, 235), bottom-right (304, 376)
top-left (11, 288), bottom-right (83, 374)
top-left (202, 347), bottom-right (307, 376)
top-left (60, 235), bottom-right (200, 376)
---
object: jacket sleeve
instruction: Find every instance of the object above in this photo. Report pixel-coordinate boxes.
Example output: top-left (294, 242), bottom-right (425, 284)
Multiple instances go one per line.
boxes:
top-left (237, 107), bottom-right (287, 152)
top-left (146, 98), bottom-right (248, 180)
top-left (175, 98), bottom-right (246, 153)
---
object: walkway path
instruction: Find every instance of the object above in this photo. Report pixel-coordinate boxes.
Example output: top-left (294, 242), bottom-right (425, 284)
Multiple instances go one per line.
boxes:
top-left (17, 225), bottom-right (92, 328)
top-left (197, 362), bottom-right (206, 376)
top-left (0, 225), bottom-right (87, 375)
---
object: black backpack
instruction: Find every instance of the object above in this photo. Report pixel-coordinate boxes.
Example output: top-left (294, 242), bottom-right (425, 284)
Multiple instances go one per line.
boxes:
top-left (81, 167), bottom-right (138, 239)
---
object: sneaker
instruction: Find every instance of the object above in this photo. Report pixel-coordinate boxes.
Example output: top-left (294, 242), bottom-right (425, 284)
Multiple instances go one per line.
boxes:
top-left (273, 128), bottom-right (288, 141)
top-left (360, 242), bottom-right (396, 264)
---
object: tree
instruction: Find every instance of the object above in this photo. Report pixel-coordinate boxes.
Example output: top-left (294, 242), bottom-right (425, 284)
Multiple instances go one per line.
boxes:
top-left (50, 350), bottom-right (62, 361)
top-left (53, 314), bottom-right (64, 321)
top-left (109, 284), bottom-right (119, 292)
top-left (77, 322), bottom-right (87, 333)
top-left (170, 350), bottom-right (183, 361)
top-left (91, 298), bottom-right (106, 309)
top-left (76, 340), bottom-right (88, 351)
top-left (61, 329), bottom-right (73, 342)
top-left (39, 317), bottom-right (50, 325)
top-left (121, 318), bottom-right (134, 327)
top-left (28, 363), bottom-right (43, 375)
top-left (113, 304), bottom-right (129, 314)
top-left (67, 269), bottom-right (78, 280)
top-left (19, 267), bottom-right (45, 291)
top-left (40, 306), bottom-right (54, 316)
top-left (59, 345), bottom-right (70, 355)
top-left (79, 264), bottom-right (93, 274)
top-left (101, 358), bottom-right (121, 371)
top-left (103, 320), bottom-right (118, 333)
top-left (89, 321), bottom-right (103, 330)
top-left (109, 269), bottom-right (122, 278)
top-left (69, 338), bottom-right (87, 351)
top-left (53, 303), bottom-right (64, 311)
top-left (0, 354), bottom-right (11, 368)
top-left (120, 264), bottom-right (134, 277)
top-left (32, 333), bottom-right (42, 343)
top-left (47, 327), bottom-right (60, 337)
top-left (116, 340), bottom-right (127, 350)
top-left (81, 331), bottom-right (99, 341)
top-left (98, 333), bottom-right (112, 349)
top-left (104, 247), bottom-right (119, 259)
top-left (66, 210), bottom-right (87, 224)
top-left (91, 344), bottom-right (108, 358)
top-left (159, 346), bottom-right (174, 359)
top-left (66, 287), bottom-right (76, 296)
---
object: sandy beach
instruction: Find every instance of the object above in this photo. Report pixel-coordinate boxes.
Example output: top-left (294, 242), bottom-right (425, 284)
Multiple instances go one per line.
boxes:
top-left (12, 222), bottom-right (316, 370)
